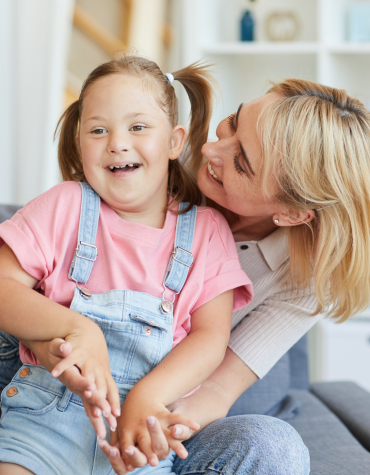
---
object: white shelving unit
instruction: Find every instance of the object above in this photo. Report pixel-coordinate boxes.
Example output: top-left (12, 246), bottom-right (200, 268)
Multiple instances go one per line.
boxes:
top-left (309, 309), bottom-right (370, 391)
top-left (180, 0), bottom-right (370, 387)
top-left (180, 0), bottom-right (370, 137)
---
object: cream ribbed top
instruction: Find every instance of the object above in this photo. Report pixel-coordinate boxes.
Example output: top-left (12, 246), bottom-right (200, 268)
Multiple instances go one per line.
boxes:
top-left (229, 227), bottom-right (321, 378)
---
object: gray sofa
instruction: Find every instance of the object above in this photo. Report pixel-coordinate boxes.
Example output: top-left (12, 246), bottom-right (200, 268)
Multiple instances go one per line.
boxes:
top-left (1, 204), bottom-right (370, 474)
top-left (228, 335), bottom-right (370, 474)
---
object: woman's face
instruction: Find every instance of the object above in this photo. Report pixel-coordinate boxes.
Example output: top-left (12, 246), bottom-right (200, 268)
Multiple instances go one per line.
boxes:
top-left (198, 93), bottom-right (283, 222)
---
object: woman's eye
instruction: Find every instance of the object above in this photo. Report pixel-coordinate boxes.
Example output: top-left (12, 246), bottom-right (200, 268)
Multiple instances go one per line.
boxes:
top-left (233, 154), bottom-right (249, 177)
top-left (228, 114), bottom-right (237, 133)
top-left (131, 125), bottom-right (146, 132)
top-left (92, 128), bottom-right (107, 135)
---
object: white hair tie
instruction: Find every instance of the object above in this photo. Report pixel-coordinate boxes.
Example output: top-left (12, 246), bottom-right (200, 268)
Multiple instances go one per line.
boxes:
top-left (165, 73), bottom-right (174, 84)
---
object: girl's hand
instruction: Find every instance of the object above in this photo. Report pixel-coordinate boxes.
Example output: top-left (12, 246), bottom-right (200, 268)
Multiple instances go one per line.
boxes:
top-left (49, 321), bottom-right (121, 437)
top-left (109, 397), bottom-right (199, 469)
top-left (25, 337), bottom-right (119, 439)
top-left (98, 416), bottom-right (193, 473)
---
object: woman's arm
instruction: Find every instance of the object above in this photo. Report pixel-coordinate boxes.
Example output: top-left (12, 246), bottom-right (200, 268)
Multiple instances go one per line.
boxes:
top-left (168, 347), bottom-right (257, 432)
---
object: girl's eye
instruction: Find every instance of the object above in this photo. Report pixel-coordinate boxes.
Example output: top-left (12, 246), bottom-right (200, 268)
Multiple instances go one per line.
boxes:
top-left (233, 154), bottom-right (249, 177)
top-left (228, 114), bottom-right (237, 133)
top-left (131, 125), bottom-right (146, 132)
top-left (92, 128), bottom-right (107, 135)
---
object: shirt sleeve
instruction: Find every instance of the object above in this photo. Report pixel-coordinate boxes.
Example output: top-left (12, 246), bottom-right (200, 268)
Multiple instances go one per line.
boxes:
top-left (228, 289), bottom-right (321, 378)
top-left (0, 182), bottom-right (81, 286)
top-left (192, 208), bottom-right (253, 313)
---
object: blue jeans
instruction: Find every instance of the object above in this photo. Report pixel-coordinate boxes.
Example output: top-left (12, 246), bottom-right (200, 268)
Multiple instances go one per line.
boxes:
top-left (0, 333), bottom-right (309, 474)
top-left (174, 415), bottom-right (310, 475)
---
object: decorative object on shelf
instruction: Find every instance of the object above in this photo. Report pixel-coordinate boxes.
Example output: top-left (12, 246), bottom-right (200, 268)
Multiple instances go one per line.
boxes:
top-left (348, 3), bottom-right (370, 42)
top-left (240, 0), bottom-right (257, 42)
top-left (265, 11), bottom-right (299, 42)
top-left (241, 10), bottom-right (255, 41)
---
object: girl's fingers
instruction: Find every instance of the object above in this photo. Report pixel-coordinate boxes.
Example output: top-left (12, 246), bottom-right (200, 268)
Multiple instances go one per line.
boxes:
top-left (146, 416), bottom-right (171, 458)
top-left (58, 366), bottom-right (96, 395)
top-left (170, 424), bottom-right (193, 441)
top-left (167, 437), bottom-right (188, 460)
top-left (51, 353), bottom-right (81, 378)
top-left (122, 445), bottom-right (148, 470)
top-left (83, 400), bottom-right (107, 440)
top-left (106, 377), bottom-right (121, 417)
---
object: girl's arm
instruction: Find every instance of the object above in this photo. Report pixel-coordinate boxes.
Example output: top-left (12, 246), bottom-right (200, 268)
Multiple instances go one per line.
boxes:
top-left (0, 244), bottom-right (120, 436)
top-left (113, 289), bottom-right (234, 467)
top-left (101, 346), bottom-right (256, 474)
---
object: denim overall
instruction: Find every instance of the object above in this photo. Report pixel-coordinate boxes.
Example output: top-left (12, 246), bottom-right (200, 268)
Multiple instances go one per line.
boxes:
top-left (0, 183), bottom-right (197, 475)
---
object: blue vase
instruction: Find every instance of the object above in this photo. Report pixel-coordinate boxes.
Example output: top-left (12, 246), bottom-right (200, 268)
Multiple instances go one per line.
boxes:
top-left (241, 10), bottom-right (254, 42)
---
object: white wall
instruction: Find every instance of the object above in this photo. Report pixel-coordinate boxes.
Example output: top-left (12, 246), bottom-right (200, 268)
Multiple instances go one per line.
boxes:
top-left (0, 0), bottom-right (74, 205)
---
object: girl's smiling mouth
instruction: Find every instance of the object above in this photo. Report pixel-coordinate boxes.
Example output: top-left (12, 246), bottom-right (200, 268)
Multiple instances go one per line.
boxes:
top-left (106, 162), bottom-right (141, 174)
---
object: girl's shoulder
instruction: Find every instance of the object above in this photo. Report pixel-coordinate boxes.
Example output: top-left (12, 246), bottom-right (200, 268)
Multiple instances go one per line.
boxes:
top-left (195, 205), bottom-right (230, 231)
top-left (195, 205), bottom-right (236, 254)
top-left (18, 182), bottom-right (82, 218)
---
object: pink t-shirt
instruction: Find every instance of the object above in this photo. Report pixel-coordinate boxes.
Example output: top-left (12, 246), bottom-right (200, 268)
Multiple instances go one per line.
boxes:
top-left (0, 182), bottom-right (253, 364)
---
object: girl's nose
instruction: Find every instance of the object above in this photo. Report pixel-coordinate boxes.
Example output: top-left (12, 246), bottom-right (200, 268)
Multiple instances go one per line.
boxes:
top-left (108, 134), bottom-right (129, 154)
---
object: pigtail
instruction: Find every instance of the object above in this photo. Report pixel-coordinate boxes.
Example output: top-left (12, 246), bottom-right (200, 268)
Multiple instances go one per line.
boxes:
top-left (173, 62), bottom-right (216, 174)
top-left (54, 100), bottom-right (85, 182)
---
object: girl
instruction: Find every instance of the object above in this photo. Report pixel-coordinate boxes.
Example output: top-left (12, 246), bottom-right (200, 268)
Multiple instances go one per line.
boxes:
top-left (0, 55), bottom-right (252, 474)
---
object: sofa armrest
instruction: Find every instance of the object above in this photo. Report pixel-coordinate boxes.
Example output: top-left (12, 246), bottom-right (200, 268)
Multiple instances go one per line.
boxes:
top-left (311, 381), bottom-right (370, 452)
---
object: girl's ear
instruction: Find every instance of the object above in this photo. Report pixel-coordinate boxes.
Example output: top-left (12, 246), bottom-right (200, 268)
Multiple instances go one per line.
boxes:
top-left (273, 209), bottom-right (315, 227)
top-left (169, 125), bottom-right (187, 161)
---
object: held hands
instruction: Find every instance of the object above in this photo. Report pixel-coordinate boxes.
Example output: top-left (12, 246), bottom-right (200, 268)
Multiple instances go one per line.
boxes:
top-left (26, 321), bottom-right (120, 439)
top-left (98, 395), bottom-right (199, 473)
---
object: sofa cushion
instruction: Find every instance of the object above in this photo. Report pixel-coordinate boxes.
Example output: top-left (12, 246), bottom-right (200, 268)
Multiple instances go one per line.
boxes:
top-left (227, 335), bottom-right (308, 419)
top-left (288, 389), bottom-right (370, 475)
top-left (0, 204), bottom-right (21, 224)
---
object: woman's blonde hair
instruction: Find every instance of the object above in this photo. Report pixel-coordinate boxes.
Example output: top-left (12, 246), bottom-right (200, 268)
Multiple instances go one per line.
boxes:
top-left (259, 79), bottom-right (370, 322)
top-left (55, 54), bottom-right (215, 213)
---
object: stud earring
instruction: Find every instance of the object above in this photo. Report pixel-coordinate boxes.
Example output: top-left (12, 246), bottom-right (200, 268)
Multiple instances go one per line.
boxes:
top-left (274, 219), bottom-right (279, 224)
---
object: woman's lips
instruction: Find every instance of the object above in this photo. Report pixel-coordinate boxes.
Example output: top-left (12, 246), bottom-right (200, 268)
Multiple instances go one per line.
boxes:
top-left (207, 161), bottom-right (223, 184)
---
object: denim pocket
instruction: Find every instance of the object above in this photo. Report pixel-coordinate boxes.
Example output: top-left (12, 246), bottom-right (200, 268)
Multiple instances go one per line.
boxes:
top-left (1, 381), bottom-right (59, 416)
top-left (0, 331), bottom-right (19, 360)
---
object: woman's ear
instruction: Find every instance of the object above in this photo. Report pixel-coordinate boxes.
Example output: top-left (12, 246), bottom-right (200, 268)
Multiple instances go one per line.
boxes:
top-left (273, 209), bottom-right (315, 227)
top-left (169, 125), bottom-right (187, 161)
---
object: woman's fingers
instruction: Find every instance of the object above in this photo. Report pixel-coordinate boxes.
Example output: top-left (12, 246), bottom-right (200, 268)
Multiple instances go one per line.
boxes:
top-left (48, 338), bottom-right (73, 358)
top-left (170, 424), bottom-right (194, 441)
top-left (146, 416), bottom-right (171, 459)
top-left (165, 413), bottom-right (200, 431)
top-left (98, 440), bottom-right (133, 474)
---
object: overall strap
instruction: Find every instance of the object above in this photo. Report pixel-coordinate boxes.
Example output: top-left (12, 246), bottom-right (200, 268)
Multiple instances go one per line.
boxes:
top-left (68, 182), bottom-right (100, 285)
top-left (163, 202), bottom-right (197, 294)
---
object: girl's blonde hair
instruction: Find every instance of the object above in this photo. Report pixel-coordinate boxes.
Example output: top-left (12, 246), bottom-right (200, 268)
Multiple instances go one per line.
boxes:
top-left (55, 54), bottom-right (215, 213)
top-left (259, 79), bottom-right (370, 322)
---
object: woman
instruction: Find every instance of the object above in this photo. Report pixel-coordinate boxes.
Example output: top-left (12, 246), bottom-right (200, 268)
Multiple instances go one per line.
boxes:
top-left (2, 78), bottom-right (370, 474)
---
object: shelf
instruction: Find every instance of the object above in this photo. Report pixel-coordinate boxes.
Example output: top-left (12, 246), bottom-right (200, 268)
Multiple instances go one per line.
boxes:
top-left (201, 42), bottom-right (319, 55)
top-left (328, 43), bottom-right (370, 54)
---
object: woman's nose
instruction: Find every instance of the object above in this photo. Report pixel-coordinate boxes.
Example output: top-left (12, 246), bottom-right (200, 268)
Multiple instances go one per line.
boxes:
top-left (201, 140), bottom-right (223, 167)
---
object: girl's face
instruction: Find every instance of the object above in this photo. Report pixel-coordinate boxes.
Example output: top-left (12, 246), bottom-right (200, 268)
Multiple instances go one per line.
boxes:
top-left (79, 74), bottom-right (185, 222)
top-left (197, 93), bottom-right (284, 225)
